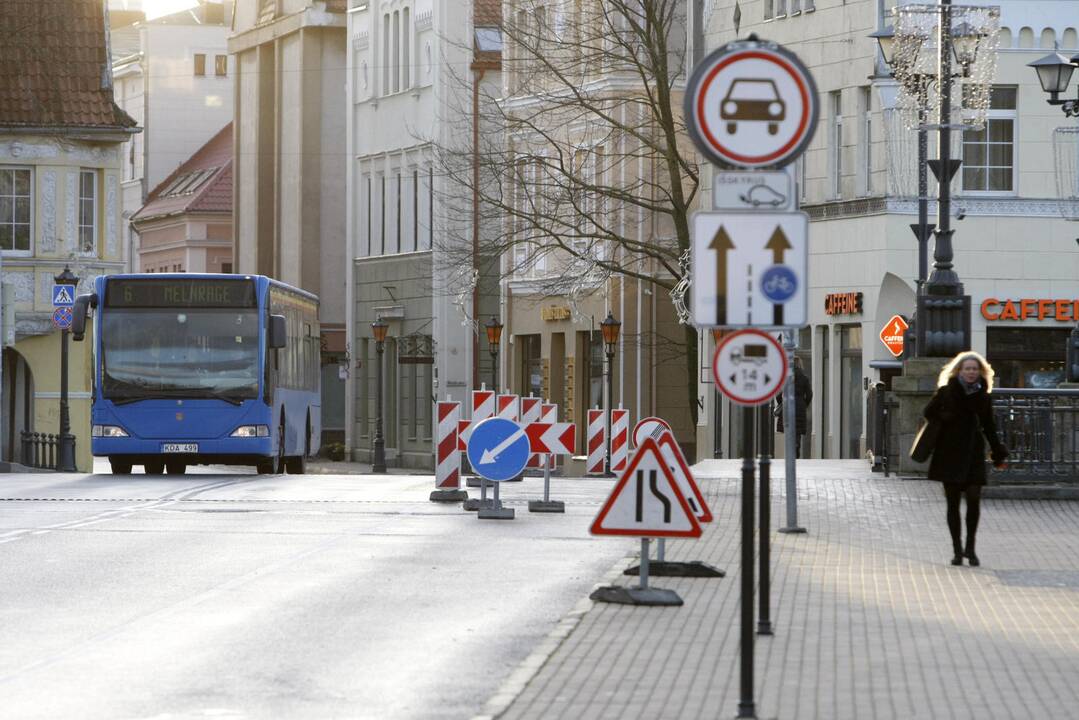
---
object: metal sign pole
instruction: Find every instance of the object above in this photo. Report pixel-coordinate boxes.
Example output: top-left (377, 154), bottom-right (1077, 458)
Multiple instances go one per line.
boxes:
top-left (639, 538), bottom-right (650, 590)
top-left (758, 404), bottom-right (773, 636)
top-left (739, 405), bottom-right (757, 719)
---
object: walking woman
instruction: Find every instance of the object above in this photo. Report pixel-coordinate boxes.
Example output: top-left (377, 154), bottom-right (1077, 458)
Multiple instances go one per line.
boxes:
top-left (923, 351), bottom-right (1008, 566)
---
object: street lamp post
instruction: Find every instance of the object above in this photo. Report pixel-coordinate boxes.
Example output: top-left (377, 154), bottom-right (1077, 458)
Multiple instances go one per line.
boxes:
top-left (875, 2), bottom-right (998, 357)
top-left (485, 316), bottom-right (503, 393)
top-left (55, 266), bottom-right (79, 472)
top-left (600, 312), bottom-right (621, 476)
top-left (371, 317), bottom-right (388, 474)
top-left (1029, 50), bottom-right (1079, 380)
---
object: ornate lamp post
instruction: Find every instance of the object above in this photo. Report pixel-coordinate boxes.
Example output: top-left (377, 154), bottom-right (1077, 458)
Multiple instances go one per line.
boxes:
top-left (881, 2), bottom-right (999, 357)
top-left (54, 266), bottom-right (79, 472)
top-left (600, 312), bottom-right (621, 476)
top-left (1029, 51), bottom-right (1079, 380)
top-left (484, 316), bottom-right (503, 392)
top-left (371, 317), bottom-right (389, 474)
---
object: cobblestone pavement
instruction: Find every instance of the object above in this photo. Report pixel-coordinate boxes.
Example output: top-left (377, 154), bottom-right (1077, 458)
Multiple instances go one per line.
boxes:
top-left (482, 460), bottom-right (1079, 720)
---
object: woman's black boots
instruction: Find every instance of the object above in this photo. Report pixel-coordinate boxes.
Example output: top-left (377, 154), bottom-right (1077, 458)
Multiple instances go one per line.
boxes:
top-left (964, 536), bottom-right (980, 567)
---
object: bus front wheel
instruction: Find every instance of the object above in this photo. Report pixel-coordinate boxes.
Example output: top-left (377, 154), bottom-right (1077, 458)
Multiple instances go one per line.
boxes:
top-left (255, 459), bottom-right (275, 474)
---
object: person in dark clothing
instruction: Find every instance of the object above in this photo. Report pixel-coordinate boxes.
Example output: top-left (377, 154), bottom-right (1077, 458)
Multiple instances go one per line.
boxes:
top-left (776, 357), bottom-right (812, 458)
top-left (923, 351), bottom-right (1008, 567)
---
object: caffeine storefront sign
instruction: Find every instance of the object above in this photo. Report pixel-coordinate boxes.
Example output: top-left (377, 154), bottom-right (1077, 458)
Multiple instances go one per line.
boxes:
top-left (825, 291), bottom-right (863, 316)
top-left (981, 298), bottom-right (1079, 322)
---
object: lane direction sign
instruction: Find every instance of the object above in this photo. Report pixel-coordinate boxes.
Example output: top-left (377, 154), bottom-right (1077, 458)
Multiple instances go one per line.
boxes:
top-left (590, 437), bottom-right (703, 538)
top-left (685, 39), bottom-right (819, 169)
top-left (692, 211), bottom-right (808, 328)
top-left (466, 417), bottom-right (530, 482)
top-left (713, 328), bottom-right (788, 406)
top-left (525, 422), bottom-right (576, 455)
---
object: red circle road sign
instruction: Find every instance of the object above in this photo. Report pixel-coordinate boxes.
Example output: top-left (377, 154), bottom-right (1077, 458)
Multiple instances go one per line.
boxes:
top-left (713, 329), bottom-right (788, 406)
top-left (632, 416), bottom-right (673, 447)
top-left (880, 315), bottom-right (909, 358)
top-left (685, 40), bottom-right (819, 169)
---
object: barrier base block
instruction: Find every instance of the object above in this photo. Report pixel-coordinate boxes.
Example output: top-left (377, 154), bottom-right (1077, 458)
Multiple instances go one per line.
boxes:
top-left (465, 476), bottom-right (484, 488)
top-left (528, 500), bottom-right (565, 513)
top-left (504, 475), bottom-right (524, 482)
top-left (462, 498), bottom-right (495, 512)
top-left (589, 585), bottom-right (682, 606)
top-left (477, 506), bottom-right (515, 520)
top-left (623, 561), bottom-right (725, 578)
top-left (778, 526), bottom-right (808, 534)
top-left (430, 489), bottom-right (469, 503)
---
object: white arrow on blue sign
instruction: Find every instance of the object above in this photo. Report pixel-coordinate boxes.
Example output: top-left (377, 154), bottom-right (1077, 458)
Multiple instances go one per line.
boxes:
top-left (52, 285), bottom-right (76, 307)
top-left (466, 417), bottom-right (530, 482)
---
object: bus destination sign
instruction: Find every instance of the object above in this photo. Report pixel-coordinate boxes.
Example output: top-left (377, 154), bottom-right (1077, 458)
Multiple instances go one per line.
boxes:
top-left (105, 279), bottom-right (257, 308)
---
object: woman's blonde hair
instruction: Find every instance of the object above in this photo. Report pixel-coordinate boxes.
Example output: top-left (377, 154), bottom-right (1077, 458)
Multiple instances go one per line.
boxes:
top-left (937, 350), bottom-right (995, 392)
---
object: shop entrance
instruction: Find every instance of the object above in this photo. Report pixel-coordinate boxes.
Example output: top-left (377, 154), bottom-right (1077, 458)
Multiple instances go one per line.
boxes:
top-left (840, 325), bottom-right (863, 459)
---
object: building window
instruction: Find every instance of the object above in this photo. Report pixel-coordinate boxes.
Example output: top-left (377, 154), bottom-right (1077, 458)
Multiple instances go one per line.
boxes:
top-left (221, 262), bottom-right (233, 274)
top-left (831, 90), bottom-right (842, 199)
top-left (365, 175), bottom-right (372, 256)
top-left (402, 8), bottom-right (411, 90)
top-left (776, 0), bottom-right (787, 18)
top-left (0, 166), bottom-right (31, 253)
top-left (194, 53), bottom-right (206, 77)
top-left (392, 11), bottom-right (401, 93)
top-left (382, 14), bottom-right (391, 95)
top-left (961, 86), bottom-right (1017, 194)
top-left (791, 0), bottom-right (801, 14)
top-left (78, 170), bottom-right (97, 253)
top-left (215, 55), bottom-right (228, 77)
top-left (764, 0), bottom-right (774, 20)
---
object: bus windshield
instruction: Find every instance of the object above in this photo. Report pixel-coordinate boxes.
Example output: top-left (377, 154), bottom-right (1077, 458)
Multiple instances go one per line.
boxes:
top-left (102, 308), bottom-right (260, 403)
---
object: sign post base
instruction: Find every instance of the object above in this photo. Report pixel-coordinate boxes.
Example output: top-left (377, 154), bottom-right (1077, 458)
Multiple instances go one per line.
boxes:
top-left (623, 560), bottom-right (725, 578)
top-left (589, 585), bottom-right (683, 606)
top-left (528, 500), bottom-right (565, 513)
top-left (430, 489), bottom-right (469, 503)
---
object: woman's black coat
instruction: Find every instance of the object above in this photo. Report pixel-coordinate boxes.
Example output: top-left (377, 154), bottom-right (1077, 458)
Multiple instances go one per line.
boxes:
top-left (923, 377), bottom-right (1007, 486)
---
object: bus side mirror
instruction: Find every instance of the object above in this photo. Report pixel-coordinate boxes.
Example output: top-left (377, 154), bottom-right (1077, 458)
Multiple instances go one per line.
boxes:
top-left (269, 314), bottom-right (287, 349)
top-left (71, 293), bottom-right (97, 341)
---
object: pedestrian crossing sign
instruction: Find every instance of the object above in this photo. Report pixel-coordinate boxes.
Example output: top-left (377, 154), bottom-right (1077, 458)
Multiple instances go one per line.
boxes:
top-left (590, 437), bottom-right (703, 538)
top-left (52, 285), bottom-right (75, 307)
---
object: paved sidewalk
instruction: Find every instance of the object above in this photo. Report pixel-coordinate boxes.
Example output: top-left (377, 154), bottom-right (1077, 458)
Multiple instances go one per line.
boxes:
top-left (481, 460), bottom-right (1079, 720)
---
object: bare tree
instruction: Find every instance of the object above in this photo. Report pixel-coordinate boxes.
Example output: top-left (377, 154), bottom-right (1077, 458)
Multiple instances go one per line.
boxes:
top-left (434, 0), bottom-right (701, 423)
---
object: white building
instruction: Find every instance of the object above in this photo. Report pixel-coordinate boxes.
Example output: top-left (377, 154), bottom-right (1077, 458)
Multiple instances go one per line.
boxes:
top-left (345, 0), bottom-right (500, 468)
top-left (111, 1), bottom-right (234, 272)
top-left (700, 0), bottom-right (1079, 459)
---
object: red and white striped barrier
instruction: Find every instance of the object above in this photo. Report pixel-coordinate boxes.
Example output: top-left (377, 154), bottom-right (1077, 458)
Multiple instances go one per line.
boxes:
top-left (459, 389), bottom-right (496, 451)
top-left (435, 401), bottom-right (461, 489)
top-left (610, 408), bottom-right (629, 472)
top-left (497, 394), bottom-right (519, 421)
top-left (587, 409), bottom-right (607, 475)
top-left (521, 397), bottom-right (542, 468)
top-left (541, 403), bottom-right (558, 470)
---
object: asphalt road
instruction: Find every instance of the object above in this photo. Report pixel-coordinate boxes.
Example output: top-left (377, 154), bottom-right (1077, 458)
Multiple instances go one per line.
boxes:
top-left (0, 466), bottom-right (629, 719)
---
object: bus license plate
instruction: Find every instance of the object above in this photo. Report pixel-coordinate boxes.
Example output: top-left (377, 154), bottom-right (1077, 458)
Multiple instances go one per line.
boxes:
top-left (162, 443), bottom-right (198, 453)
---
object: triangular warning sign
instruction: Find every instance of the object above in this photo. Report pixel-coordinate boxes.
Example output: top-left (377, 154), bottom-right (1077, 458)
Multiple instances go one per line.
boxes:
top-left (590, 437), bottom-right (702, 538)
top-left (654, 430), bottom-right (713, 523)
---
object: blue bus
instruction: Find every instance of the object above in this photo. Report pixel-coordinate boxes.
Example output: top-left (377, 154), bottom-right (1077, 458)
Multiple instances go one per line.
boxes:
top-left (72, 274), bottom-right (321, 475)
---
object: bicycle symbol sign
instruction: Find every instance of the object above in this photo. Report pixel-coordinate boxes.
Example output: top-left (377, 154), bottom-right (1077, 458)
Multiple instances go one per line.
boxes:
top-left (760, 265), bottom-right (797, 303)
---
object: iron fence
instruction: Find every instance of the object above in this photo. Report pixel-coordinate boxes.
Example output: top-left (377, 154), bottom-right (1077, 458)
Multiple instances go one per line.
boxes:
top-left (20, 431), bottom-right (60, 471)
top-left (990, 388), bottom-right (1079, 484)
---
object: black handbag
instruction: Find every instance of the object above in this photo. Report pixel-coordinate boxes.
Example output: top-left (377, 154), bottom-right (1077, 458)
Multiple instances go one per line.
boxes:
top-left (909, 418), bottom-right (941, 463)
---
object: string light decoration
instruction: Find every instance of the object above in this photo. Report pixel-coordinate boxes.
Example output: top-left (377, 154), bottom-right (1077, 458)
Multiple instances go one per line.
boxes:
top-left (891, 3), bottom-right (1000, 131)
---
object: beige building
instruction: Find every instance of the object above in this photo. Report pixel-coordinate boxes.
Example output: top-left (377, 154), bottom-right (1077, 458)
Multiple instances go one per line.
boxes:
top-left (700, 0), bottom-right (1079, 459)
top-left (229, 0), bottom-right (348, 442)
top-left (132, 124), bottom-right (233, 274)
top-left (0, 0), bottom-right (139, 470)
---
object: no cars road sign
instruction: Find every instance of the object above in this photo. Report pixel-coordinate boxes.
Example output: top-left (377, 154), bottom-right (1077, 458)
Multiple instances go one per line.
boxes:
top-left (713, 328), bottom-right (787, 406)
top-left (685, 39), bottom-right (819, 169)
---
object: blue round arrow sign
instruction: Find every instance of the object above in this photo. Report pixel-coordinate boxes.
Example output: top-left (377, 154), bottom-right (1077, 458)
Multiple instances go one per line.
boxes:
top-left (466, 417), bottom-right (530, 482)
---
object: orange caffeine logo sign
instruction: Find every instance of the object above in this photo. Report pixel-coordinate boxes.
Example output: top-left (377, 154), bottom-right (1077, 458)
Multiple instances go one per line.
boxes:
top-left (879, 315), bottom-right (908, 358)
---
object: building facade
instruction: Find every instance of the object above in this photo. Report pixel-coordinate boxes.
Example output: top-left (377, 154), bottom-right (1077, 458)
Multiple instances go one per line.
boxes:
top-left (229, 0), bottom-right (348, 443)
top-left (0, 0), bottom-right (139, 469)
top-left (346, 0), bottom-right (500, 468)
top-left (131, 124), bottom-right (233, 274)
top-left (700, 0), bottom-right (1079, 459)
top-left (111, 0), bottom-right (234, 272)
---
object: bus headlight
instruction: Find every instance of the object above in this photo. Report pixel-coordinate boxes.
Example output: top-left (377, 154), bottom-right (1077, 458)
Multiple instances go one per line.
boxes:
top-left (92, 425), bottom-right (129, 438)
top-left (231, 425), bottom-right (270, 438)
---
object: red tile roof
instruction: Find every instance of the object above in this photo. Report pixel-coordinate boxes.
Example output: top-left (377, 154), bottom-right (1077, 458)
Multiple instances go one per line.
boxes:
top-left (0, 0), bottom-right (137, 130)
top-left (133, 123), bottom-right (232, 222)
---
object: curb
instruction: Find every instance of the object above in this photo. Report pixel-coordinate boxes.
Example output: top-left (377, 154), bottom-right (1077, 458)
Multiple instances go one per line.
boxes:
top-left (470, 548), bottom-right (638, 720)
top-left (984, 485), bottom-right (1079, 500)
